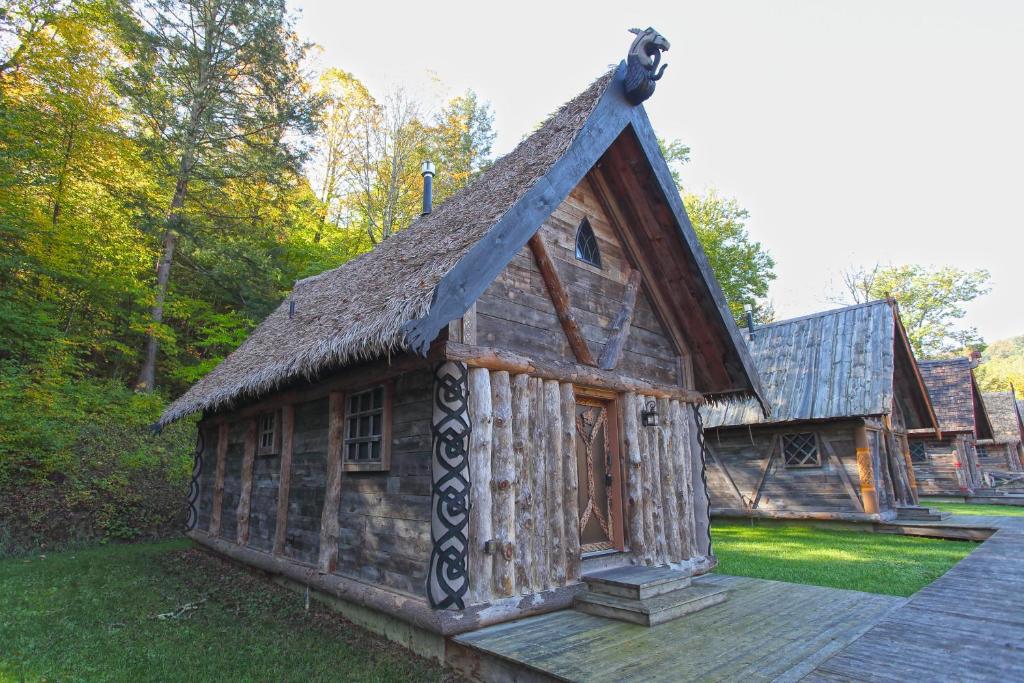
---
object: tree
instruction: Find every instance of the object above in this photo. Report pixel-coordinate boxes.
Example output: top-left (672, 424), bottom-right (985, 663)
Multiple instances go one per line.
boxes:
top-left (659, 139), bottom-right (775, 323)
top-left (122, 0), bottom-right (311, 391)
top-left (834, 264), bottom-right (991, 357)
top-left (974, 335), bottom-right (1024, 393)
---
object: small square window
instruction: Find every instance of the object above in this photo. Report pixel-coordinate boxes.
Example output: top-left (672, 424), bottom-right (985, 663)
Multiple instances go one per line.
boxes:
top-left (976, 444), bottom-right (990, 459)
top-left (343, 384), bottom-right (390, 471)
top-left (783, 432), bottom-right (821, 468)
top-left (909, 441), bottom-right (927, 463)
top-left (257, 412), bottom-right (279, 456)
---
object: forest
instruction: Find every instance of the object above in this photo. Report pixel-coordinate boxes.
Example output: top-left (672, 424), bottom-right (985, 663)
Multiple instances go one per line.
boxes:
top-left (1, 0), bottom-right (1016, 553)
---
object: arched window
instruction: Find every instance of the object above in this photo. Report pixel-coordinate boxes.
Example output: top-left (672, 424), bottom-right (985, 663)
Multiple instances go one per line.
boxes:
top-left (575, 218), bottom-right (601, 267)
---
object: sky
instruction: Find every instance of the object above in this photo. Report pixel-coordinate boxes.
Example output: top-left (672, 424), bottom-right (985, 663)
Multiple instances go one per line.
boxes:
top-left (294, 0), bottom-right (1023, 342)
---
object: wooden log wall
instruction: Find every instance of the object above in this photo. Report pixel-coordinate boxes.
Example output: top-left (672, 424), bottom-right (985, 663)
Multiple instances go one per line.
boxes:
top-left (911, 435), bottom-right (977, 495)
top-left (622, 393), bottom-right (701, 566)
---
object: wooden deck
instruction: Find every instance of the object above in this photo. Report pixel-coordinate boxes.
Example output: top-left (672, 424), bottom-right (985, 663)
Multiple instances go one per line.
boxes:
top-left (452, 515), bottom-right (1024, 682)
top-left (453, 575), bottom-right (905, 682)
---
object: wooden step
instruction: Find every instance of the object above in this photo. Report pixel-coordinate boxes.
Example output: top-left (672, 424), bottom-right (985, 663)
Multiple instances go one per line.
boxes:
top-left (575, 583), bottom-right (728, 627)
top-left (582, 565), bottom-right (692, 600)
top-left (896, 506), bottom-right (951, 521)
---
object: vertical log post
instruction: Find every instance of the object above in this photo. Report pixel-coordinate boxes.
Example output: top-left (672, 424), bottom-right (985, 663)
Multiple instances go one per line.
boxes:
top-left (318, 392), bottom-right (345, 573)
top-left (467, 368), bottom-right (494, 604)
top-left (854, 423), bottom-right (880, 514)
top-left (272, 405), bottom-right (295, 556)
top-left (645, 397), bottom-right (667, 563)
top-left (671, 401), bottom-right (697, 559)
top-left (900, 435), bottom-right (919, 503)
top-left (544, 380), bottom-right (566, 585)
top-left (490, 371), bottom-right (515, 597)
top-left (623, 392), bottom-right (646, 563)
top-left (428, 361), bottom-right (471, 609)
top-left (236, 418), bottom-right (258, 546)
top-left (530, 378), bottom-right (550, 589)
top-left (657, 397), bottom-right (681, 564)
top-left (637, 395), bottom-right (657, 565)
top-left (511, 374), bottom-right (533, 593)
top-left (687, 405), bottom-right (711, 558)
top-left (560, 383), bottom-right (581, 583)
top-left (209, 421), bottom-right (229, 537)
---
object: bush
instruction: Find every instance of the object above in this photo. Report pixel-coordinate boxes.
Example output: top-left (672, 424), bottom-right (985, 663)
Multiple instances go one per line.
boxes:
top-left (0, 361), bottom-right (194, 555)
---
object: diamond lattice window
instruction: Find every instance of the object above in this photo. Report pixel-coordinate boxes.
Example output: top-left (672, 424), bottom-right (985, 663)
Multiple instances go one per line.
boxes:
top-left (575, 218), bottom-right (602, 268)
top-left (783, 432), bottom-right (821, 468)
top-left (909, 441), bottom-right (927, 463)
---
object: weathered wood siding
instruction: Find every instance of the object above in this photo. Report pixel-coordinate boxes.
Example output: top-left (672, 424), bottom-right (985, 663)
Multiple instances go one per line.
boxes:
top-left (218, 420), bottom-right (247, 541)
top-left (476, 178), bottom-right (681, 386)
top-left (336, 369), bottom-right (432, 595)
top-left (706, 423), bottom-right (871, 513)
top-left (283, 397), bottom-right (329, 564)
top-left (247, 452), bottom-right (280, 553)
top-left (195, 424), bottom-right (218, 532)
top-left (911, 435), bottom-right (974, 495)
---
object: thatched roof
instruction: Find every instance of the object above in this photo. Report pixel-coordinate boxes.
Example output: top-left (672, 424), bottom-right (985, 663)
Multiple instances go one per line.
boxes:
top-left (981, 392), bottom-right (1024, 444)
top-left (159, 62), bottom-right (766, 428)
top-left (912, 359), bottom-right (994, 439)
top-left (701, 301), bottom-right (936, 430)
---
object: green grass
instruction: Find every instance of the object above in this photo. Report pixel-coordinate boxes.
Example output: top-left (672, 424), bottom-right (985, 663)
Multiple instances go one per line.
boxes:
top-left (711, 520), bottom-right (975, 596)
top-left (0, 539), bottom-right (456, 682)
top-left (929, 501), bottom-right (1024, 517)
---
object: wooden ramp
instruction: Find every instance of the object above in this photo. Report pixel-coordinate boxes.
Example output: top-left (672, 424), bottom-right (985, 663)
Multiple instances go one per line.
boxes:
top-left (807, 517), bottom-right (1024, 681)
top-left (452, 575), bottom-right (905, 682)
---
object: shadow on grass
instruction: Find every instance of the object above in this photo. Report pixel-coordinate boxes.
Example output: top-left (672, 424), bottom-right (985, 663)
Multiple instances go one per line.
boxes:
top-left (0, 539), bottom-right (460, 682)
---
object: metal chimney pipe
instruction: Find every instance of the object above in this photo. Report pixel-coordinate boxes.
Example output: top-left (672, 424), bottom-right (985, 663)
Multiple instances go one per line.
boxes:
top-left (421, 160), bottom-right (435, 216)
top-left (744, 304), bottom-right (755, 340)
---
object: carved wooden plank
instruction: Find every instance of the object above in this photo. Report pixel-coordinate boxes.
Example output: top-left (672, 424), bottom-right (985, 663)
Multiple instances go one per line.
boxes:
top-left (467, 368), bottom-right (494, 604)
top-left (443, 342), bottom-right (703, 403)
top-left (235, 418), bottom-right (258, 545)
top-left (462, 302), bottom-right (478, 346)
top-left (544, 380), bottom-right (566, 585)
top-left (511, 373), bottom-right (533, 594)
top-left (272, 404), bottom-right (295, 556)
top-left (560, 383), bottom-right (581, 583)
top-left (623, 393), bottom-right (647, 563)
top-left (489, 371), bottom-right (515, 597)
top-left (527, 233), bottom-right (597, 366)
top-left (656, 397), bottom-right (682, 564)
top-left (530, 378), bottom-right (550, 589)
top-left (209, 421), bottom-right (229, 537)
top-left (822, 436), bottom-right (865, 514)
top-left (749, 435), bottom-right (780, 510)
top-left (318, 392), bottom-right (345, 573)
top-left (598, 268), bottom-right (642, 371)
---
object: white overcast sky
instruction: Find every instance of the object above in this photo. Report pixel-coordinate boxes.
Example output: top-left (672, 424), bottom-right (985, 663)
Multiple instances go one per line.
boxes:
top-left (295, 0), bottom-right (1023, 342)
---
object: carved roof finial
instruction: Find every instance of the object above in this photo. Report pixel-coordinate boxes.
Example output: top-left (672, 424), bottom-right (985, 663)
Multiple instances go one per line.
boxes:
top-left (624, 27), bottom-right (670, 105)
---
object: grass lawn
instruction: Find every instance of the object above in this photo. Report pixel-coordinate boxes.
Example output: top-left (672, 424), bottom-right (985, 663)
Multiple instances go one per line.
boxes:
top-left (929, 501), bottom-right (1024, 517)
top-left (0, 539), bottom-right (457, 682)
top-left (711, 519), bottom-right (975, 596)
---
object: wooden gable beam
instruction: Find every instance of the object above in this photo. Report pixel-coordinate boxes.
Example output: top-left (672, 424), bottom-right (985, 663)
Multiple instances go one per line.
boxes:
top-left (597, 267), bottom-right (642, 371)
top-left (527, 233), bottom-right (597, 366)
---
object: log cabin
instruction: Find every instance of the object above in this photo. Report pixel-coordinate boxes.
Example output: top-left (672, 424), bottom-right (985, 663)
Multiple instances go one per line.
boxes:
top-left (909, 358), bottom-right (994, 496)
top-left (976, 391), bottom-right (1024, 479)
top-left (158, 31), bottom-right (767, 658)
top-left (701, 300), bottom-right (939, 522)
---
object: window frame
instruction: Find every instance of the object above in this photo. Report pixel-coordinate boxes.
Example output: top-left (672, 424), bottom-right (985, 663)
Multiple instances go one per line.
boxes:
top-left (781, 432), bottom-right (822, 469)
top-left (909, 441), bottom-right (927, 463)
top-left (341, 381), bottom-right (392, 473)
top-left (574, 217), bottom-right (602, 268)
top-left (256, 410), bottom-right (280, 456)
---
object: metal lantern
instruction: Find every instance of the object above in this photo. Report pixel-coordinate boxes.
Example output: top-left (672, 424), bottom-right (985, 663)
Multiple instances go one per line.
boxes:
top-left (641, 400), bottom-right (659, 427)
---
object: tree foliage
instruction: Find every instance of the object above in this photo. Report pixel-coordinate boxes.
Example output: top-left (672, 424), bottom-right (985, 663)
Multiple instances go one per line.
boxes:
top-left (974, 335), bottom-right (1024, 393)
top-left (835, 264), bottom-right (991, 358)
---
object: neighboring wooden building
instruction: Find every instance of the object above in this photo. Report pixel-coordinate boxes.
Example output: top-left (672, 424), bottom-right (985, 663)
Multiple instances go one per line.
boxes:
top-left (701, 301), bottom-right (938, 521)
top-left (909, 359), bottom-right (994, 495)
top-left (159, 39), bottom-right (766, 655)
top-left (977, 391), bottom-right (1024, 474)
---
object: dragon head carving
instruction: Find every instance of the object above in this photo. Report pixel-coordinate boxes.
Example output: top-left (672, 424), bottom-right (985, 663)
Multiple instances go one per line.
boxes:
top-left (624, 27), bottom-right (670, 105)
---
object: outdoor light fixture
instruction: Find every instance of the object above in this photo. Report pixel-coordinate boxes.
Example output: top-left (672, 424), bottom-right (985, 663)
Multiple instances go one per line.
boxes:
top-left (641, 400), bottom-right (659, 427)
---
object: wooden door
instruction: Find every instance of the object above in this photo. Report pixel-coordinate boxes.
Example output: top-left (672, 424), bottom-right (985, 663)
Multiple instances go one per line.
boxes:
top-left (575, 396), bottom-right (625, 554)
